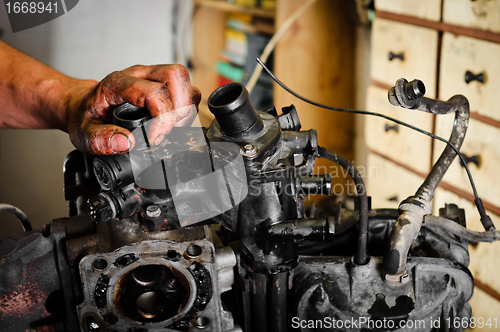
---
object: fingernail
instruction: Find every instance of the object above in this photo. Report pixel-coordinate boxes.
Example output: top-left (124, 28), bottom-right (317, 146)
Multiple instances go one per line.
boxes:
top-left (154, 134), bottom-right (164, 146)
top-left (111, 133), bottom-right (131, 153)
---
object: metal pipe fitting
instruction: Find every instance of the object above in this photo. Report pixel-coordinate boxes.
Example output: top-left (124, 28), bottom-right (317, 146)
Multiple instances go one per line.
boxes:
top-left (282, 129), bottom-right (318, 155)
top-left (384, 78), bottom-right (470, 277)
top-left (263, 217), bottom-right (335, 242)
top-left (298, 175), bottom-right (332, 196)
top-left (208, 82), bottom-right (264, 137)
top-left (113, 103), bottom-right (151, 132)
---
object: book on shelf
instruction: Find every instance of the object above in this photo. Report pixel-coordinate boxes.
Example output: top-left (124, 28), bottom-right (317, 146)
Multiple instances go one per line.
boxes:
top-left (215, 12), bottom-right (274, 109)
top-left (233, 0), bottom-right (276, 10)
top-left (215, 61), bottom-right (245, 82)
top-left (224, 28), bottom-right (248, 58)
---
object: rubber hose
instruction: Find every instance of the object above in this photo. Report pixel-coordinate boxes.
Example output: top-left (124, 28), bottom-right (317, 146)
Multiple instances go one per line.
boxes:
top-left (424, 215), bottom-right (499, 243)
top-left (318, 147), bottom-right (369, 265)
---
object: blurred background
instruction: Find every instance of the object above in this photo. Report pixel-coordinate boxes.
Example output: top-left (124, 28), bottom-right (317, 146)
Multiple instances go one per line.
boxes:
top-left (1, 0), bottom-right (500, 328)
top-left (0, 0), bottom-right (188, 236)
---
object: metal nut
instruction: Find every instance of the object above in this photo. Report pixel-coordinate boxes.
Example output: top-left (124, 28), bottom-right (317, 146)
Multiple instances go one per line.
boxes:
top-left (146, 205), bottom-right (162, 218)
top-left (241, 144), bottom-right (258, 157)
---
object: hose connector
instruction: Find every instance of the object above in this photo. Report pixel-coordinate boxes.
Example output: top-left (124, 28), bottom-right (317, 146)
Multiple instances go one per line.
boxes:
top-left (208, 82), bottom-right (264, 137)
top-left (388, 78), bottom-right (426, 109)
top-left (384, 197), bottom-right (430, 278)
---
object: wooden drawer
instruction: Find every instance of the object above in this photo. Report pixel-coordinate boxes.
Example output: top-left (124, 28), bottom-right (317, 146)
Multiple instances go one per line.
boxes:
top-left (443, 0), bottom-right (500, 34)
top-left (440, 33), bottom-right (500, 122)
top-left (366, 153), bottom-right (424, 209)
top-left (371, 18), bottom-right (438, 97)
top-left (365, 85), bottom-right (433, 173)
top-left (468, 287), bottom-right (500, 331)
top-left (375, 0), bottom-right (442, 22)
top-left (433, 188), bottom-right (500, 294)
top-left (433, 116), bottom-right (500, 205)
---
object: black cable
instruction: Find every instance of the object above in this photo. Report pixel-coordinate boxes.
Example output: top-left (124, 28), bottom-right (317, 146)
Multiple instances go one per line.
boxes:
top-left (318, 147), bottom-right (369, 265)
top-left (0, 203), bottom-right (32, 232)
top-left (256, 57), bottom-right (491, 227)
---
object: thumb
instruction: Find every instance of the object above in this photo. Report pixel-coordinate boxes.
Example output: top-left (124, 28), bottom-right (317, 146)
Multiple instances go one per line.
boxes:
top-left (77, 123), bottom-right (136, 155)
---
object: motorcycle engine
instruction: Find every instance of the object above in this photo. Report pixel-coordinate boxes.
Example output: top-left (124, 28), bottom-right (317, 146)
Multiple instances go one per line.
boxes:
top-left (0, 79), bottom-right (486, 332)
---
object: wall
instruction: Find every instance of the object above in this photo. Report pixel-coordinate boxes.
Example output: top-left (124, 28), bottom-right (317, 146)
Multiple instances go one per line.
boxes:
top-left (0, 0), bottom-right (179, 239)
top-left (354, 25), bottom-right (371, 172)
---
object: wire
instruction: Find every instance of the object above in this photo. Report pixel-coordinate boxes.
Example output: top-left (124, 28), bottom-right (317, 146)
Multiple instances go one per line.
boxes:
top-left (246, 0), bottom-right (317, 94)
top-left (256, 57), bottom-right (487, 219)
top-left (0, 203), bottom-right (32, 232)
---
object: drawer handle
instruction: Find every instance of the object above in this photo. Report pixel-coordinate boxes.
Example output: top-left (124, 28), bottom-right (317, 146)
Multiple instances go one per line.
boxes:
top-left (388, 52), bottom-right (404, 61)
top-left (388, 195), bottom-right (398, 202)
top-left (464, 70), bottom-right (484, 84)
top-left (384, 123), bottom-right (399, 132)
top-left (460, 153), bottom-right (480, 168)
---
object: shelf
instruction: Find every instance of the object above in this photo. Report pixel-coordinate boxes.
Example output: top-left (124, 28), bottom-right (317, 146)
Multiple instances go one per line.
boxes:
top-left (194, 0), bottom-right (275, 19)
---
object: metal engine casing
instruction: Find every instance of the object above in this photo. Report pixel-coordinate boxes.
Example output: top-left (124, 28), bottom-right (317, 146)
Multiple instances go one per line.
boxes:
top-left (76, 225), bottom-right (235, 332)
top-left (0, 80), bottom-right (480, 332)
top-left (291, 208), bottom-right (473, 332)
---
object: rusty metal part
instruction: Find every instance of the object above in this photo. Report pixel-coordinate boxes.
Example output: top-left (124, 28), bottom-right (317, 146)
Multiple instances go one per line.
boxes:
top-left (0, 231), bottom-right (62, 331)
top-left (76, 225), bottom-right (234, 332)
top-left (292, 206), bottom-right (473, 332)
top-left (293, 256), bottom-right (473, 332)
top-left (0, 79), bottom-right (483, 332)
top-left (0, 220), bottom-right (81, 332)
top-left (385, 78), bottom-right (470, 277)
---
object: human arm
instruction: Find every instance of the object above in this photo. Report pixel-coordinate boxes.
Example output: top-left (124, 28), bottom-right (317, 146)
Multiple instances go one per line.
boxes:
top-left (0, 41), bottom-right (201, 154)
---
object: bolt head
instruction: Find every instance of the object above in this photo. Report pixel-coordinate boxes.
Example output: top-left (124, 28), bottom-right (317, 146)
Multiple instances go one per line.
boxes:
top-left (241, 144), bottom-right (258, 157)
top-left (146, 205), bottom-right (162, 218)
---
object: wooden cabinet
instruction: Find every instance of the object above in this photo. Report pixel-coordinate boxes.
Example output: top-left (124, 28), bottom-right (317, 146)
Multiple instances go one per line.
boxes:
top-left (443, 0), bottom-right (500, 34)
top-left (440, 33), bottom-right (500, 121)
top-left (371, 19), bottom-right (438, 96)
top-left (371, 0), bottom-right (500, 320)
top-left (375, 0), bottom-right (442, 22)
top-left (365, 86), bottom-right (433, 173)
top-left (434, 116), bottom-right (500, 204)
top-left (191, 0), bottom-right (356, 170)
top-left (367, 153), bottom-right (424, 209)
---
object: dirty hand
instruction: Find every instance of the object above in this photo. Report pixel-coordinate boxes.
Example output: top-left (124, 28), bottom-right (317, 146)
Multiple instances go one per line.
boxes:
top-left (66, 64), bottom-right (201, 155)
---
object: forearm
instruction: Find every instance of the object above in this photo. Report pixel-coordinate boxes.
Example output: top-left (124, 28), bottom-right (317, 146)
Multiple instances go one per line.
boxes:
top-left (0, 41), bottom-right (97, 131)
top-left (0, 40), bottom-right (201, 155)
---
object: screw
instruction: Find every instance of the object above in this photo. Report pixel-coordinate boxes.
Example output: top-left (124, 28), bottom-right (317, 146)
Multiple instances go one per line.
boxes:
top-left (241, 144), bottom-right (258, 157)
top-left (400, 272), bottom-right (410, 284)
top-left (146, 205), bottom-right (161, 218)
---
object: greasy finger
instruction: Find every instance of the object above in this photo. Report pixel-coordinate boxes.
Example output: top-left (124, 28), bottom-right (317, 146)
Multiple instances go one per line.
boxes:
top-left (81, 122), bottom-right (135, 155)
top-left (191, 86), bottom-right (202, 107)
top-left (123, 64), bottom-right (194, 111)
top-left (173, 104), bottom-right (197, 128)
top-left (147, 111), bottom-right (177, 146)
top-left (97, 71), bottom-right (174, 116)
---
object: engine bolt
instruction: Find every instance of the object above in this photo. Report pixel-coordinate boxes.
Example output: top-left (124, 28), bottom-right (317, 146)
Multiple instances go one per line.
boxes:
top-left (146, 205), bottom-right (161, 218)
top-left (241, 144), bottom-right (258, 157)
